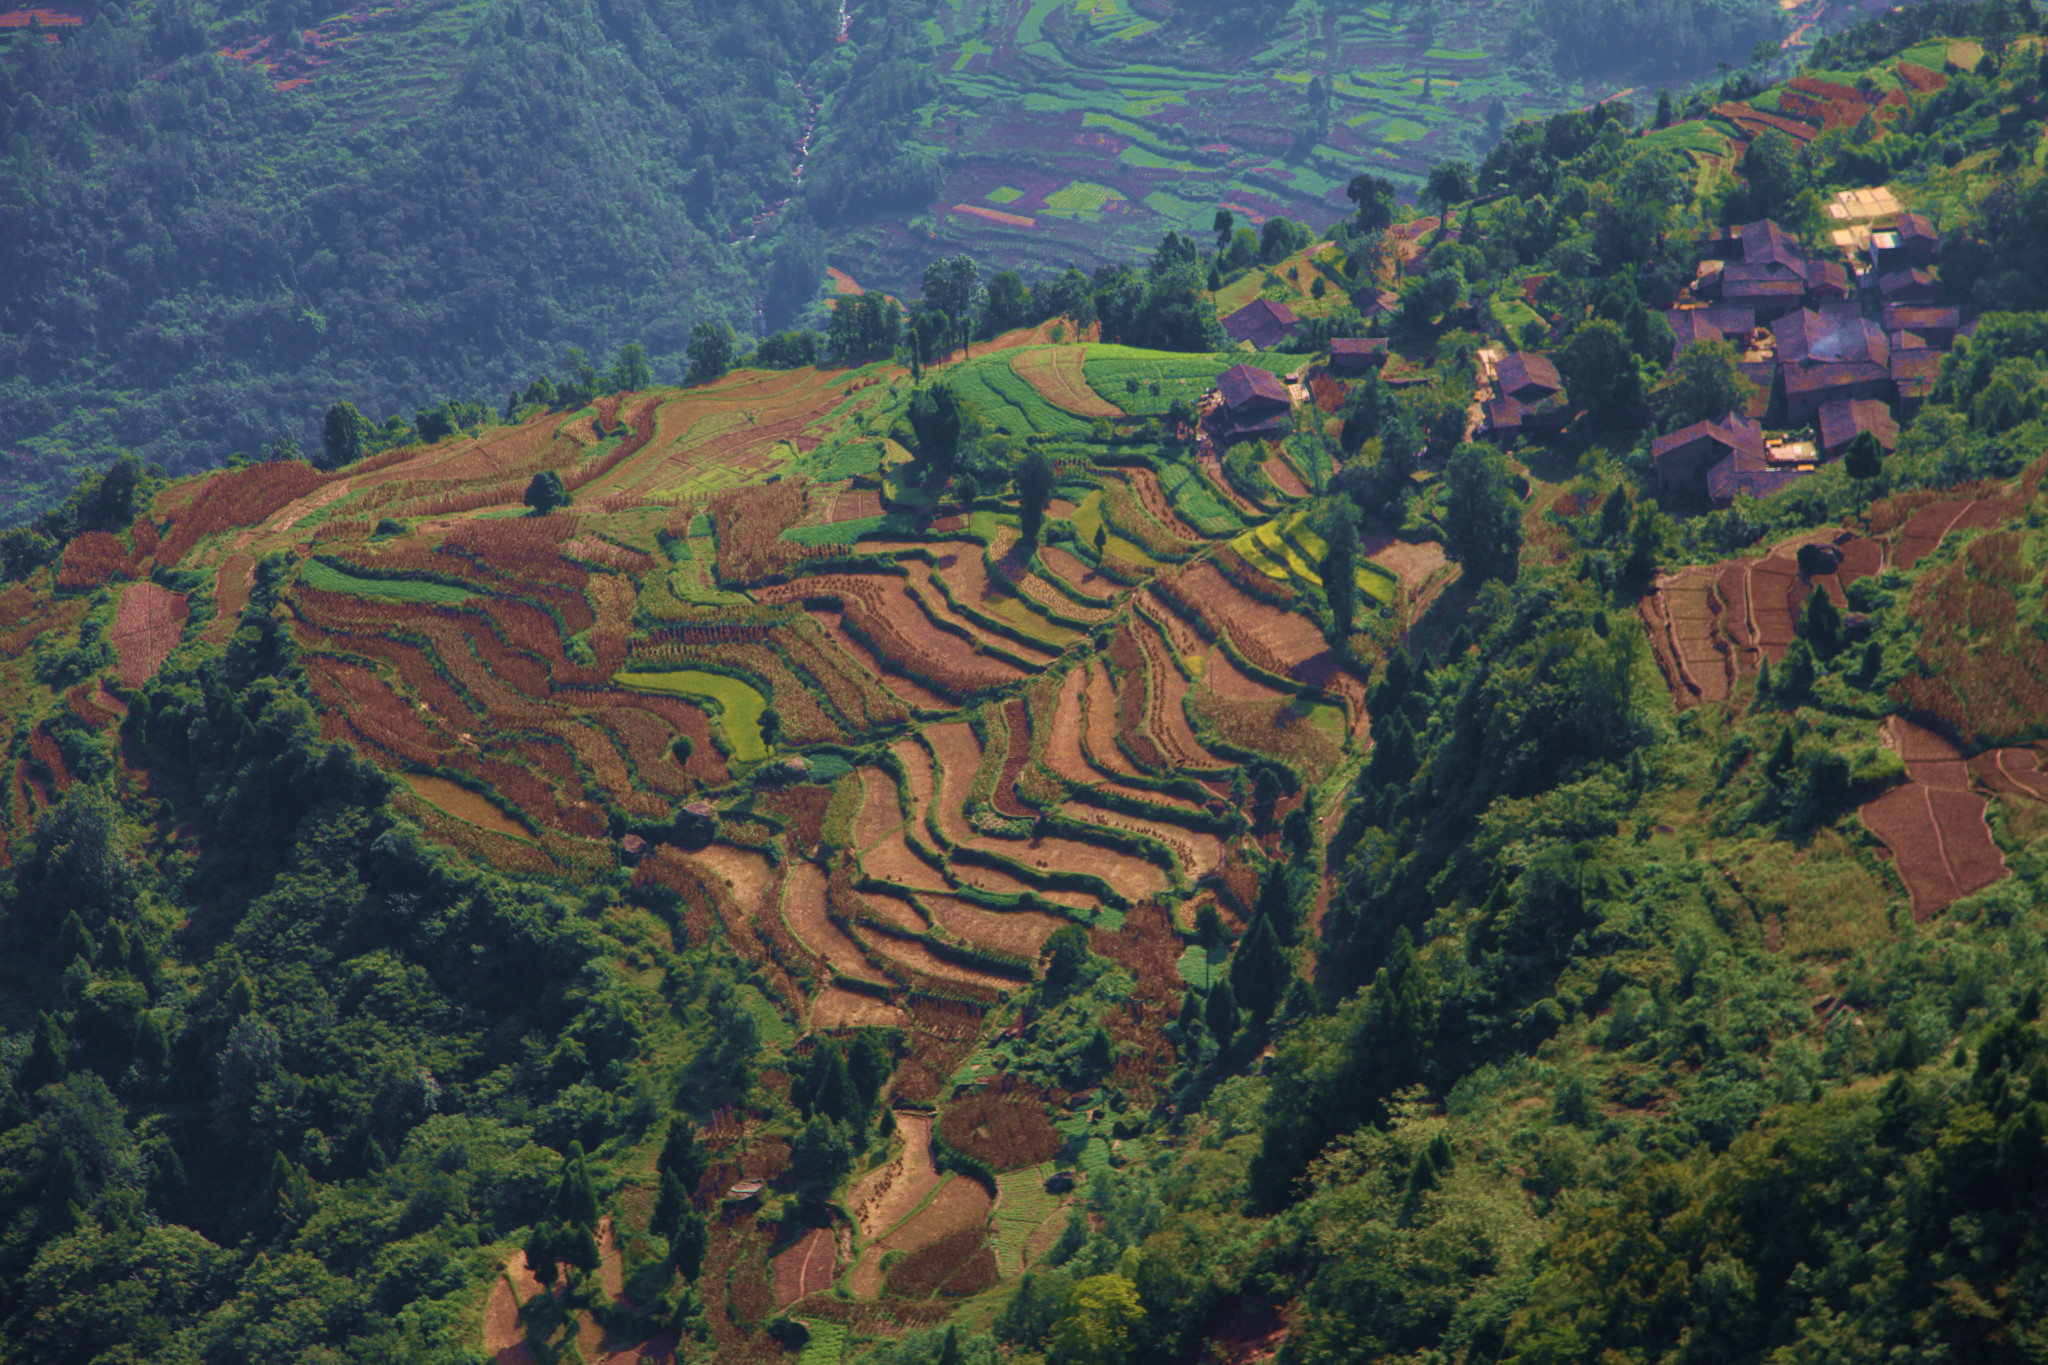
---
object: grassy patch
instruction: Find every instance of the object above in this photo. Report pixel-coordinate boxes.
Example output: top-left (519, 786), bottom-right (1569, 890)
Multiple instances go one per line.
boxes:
top-left (614, 668), bottom-right (771, 762)
top-left (300, 557), bottom-right (476, 605)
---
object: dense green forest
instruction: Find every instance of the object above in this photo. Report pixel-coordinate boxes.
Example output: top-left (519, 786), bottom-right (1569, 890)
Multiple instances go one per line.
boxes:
top-left (4, 0), bottom-right (2048, 1362)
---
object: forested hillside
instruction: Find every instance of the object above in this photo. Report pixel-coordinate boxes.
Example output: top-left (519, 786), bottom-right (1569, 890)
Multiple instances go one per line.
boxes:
top-left (4, 1), bottom-right (2048, 1363)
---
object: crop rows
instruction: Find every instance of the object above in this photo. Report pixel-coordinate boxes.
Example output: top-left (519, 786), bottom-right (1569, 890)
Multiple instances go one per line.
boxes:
top-left (154, 460), bottom-right (328, 567)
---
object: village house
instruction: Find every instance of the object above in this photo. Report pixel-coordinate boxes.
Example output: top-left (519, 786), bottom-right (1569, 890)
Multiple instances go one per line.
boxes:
top-left (1876, 266), bottom-right (1938, 306)
top-left (1206, 363), bottom-right (1294, 447)
top-left (1883, 304), bottom-right (1960, 350)
top-left (1652, 413), bottom-right (1803, 507)
top-left (1816, 398), bottom-right (1899, 461)
top-left (1494, 351), bottom-right (1564, 405)
top-left (1773, 309), bottom-right (1894, 423)
top-left (1328, 337), bottom-right (1388, 376)
top-left (1222, 298), bottom-right (1302, 350)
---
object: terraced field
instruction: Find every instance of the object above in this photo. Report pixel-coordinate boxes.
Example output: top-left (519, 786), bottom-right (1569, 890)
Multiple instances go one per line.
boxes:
top-left (6, 349), bottom-right (1398, 1339)
top-left (851, 0), bottom-right (1631, 284)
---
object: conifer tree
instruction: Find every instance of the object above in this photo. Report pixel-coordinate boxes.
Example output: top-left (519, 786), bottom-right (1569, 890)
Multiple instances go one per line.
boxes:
top-left (1206, 978), bottom-right (1238, 1048)
top-left (21, 1011), bottom-right (67, 1091)
top-left (671, 1208), bottom-right (708, 1280)
top-left (1231, 914), bottom-right (1288, 1021)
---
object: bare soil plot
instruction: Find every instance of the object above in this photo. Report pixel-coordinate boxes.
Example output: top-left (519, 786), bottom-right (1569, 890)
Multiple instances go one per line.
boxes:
top-left (111, 582), bottom-right (189, 688)
top-left (1643, 565), bottom-right (1734, 705)
top-left (1060, 797), bottom-right (1222, 880)
top-left (921, 891), bottom-right (1067, 957)
top-left (1893, 497), bottom-right (2010, 570)
top-left (854, 766), bottom-right (905, 849)
top-left (812, 986), bottom-right (910, 1031)
top-left (1082, 662), bottom-right (1146, 778)
top-left (1262, 456), bottom-right (1309, 499)
top-left (925, 722), bottom-right (989, 847)
top-left (202, 553), bottom-right (256, 643)
top-left (1131, 611), bottom-right (1228, 773)
top-left (1042, 667), bottom-right (1096, 785)
top-left (860, 828), bottom-right (953, 891)
top-left (1197, 640), bottom-right (1291, 703)
top-left (690, 845), bottom-right (778, 917)
top-left (906, 558), bottom-right (1061, 664)
top-left (1010, 347), bottom-right (1123, 419)
top-left (855, 923), bottom-right (1021, 991)
top-left (783, 860), bottom-right (891, 987)
top-left (1038, 545), bottom-right (1123, 603)
top-left (805, 609), bottom-right (958, 712)
top-left (1891, 717), bottom-right (1972, 790)
top-left (849, 1170), bottom-right (993, 1300)
top-left (408, 776), bottom-right (529, 839)
top-left (1971, 746), bottom-right (2048, 804)
top-left (850, 1112), bottom-right (941, 1242)
top-left (853, 888), bottom-right (930, 933)
top-left (773, 1227), bottom-right (837, 1308)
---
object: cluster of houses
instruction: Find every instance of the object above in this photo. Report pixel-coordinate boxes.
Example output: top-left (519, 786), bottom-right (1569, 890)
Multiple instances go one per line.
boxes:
top-left (1203, 208), bottom-right (1954, 512)
top-left (1649, 212), bottom-right (1955, 507)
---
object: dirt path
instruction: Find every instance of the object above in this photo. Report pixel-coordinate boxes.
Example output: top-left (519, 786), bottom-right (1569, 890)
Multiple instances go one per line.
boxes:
top-left (850, 1112), bottom-right (940, 1242)
top-left (773, 1226), bottom-right (838, 1308)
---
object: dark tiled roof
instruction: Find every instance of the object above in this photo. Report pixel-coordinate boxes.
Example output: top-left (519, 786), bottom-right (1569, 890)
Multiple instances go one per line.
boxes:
top-left (1708, 450), bottom-right (1806, 503)
top-left (1740, 220), bottom-right (1807, 277)
top-left (1483, 396), bottom-right (1526, 431)
top-left (1330, 337), bottom-right (1388, 360)
top-left (1357, 288), bottom-right (1401, 316)
top-left (1651, 413), bottom-right (1762, 462)
top-left (1773, 309), bottom-right (1888, 368)
top-left (1222, 298), bottom-right (1302, 349)
top-left (1667, 311), bottom-right (1725, 355)
top-left (1882, 305), bottom-right (1958, 338)
top-left (1877, 267), bottom-right (1937, 301)
top-left (1891, 348), bottom-right (1942, 399)
top-left (1817, 399), bottom-right (1898, 457)
top-left (1783, 361), bottom-right (1892, 401)
top-left (1699, 305), bottom-right (1757, 334)
top-left (1715, 277), bottom-right (1807, 308)
top-left (1496, 351), bottom-right (1563, 402)
top-left (1809, 261), bottom-right (1851, 299)
top-left (1217, 363), bottom-right (1291, 411)
top-left (1894, 211), bottom-right (1937, 244)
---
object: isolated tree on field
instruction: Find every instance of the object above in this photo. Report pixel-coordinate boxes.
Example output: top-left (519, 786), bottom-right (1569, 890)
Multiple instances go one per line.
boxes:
top-left (524, 1223), bottom-right (562, 1288)
top-left (1443, 441), bottom-right (1522, 584)
top-left (1662, 340), bottom-right (1758, 432)
top-left (1212, 207), bottom-right (1235, 254)
top-left (524, 470), bottom-right (570, 516)
top-left (554, 1142), bottom-right (600, 1229)
top-left (923, 253), bottom-right (983, 361)
top-left (685, 321), bottom-right (735, 385)
top-left (1655, 89), bottom-right (1675, 128)
top-left (1017, 449), bottom-right (1057, 545)
top-left (1426, 160), bottom-right (1474, 236)
top-left (1843, 429), bottom-right (1884, 481)
top-left (321, 400), bottom-right (367, 470)
top-left (1251, 767), bottom-right (1282, 833)
top-left (1485, 96), bottom-right (1507, 145)
top-left (907, 382), bottom-right (964, 484)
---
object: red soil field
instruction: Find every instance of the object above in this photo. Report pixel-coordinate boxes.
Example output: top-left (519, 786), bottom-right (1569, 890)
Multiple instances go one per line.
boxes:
top-left (1009, 348), bottom-right (1122, 420)
top-left (1262, 456), bottom-right (1309, 499)
top-left (110, 582), bottom-right (189, 688)
top-left (1970, 746), bottom-right (2048, 804)
top-left (907, 557), bottom-right (1058, 665)
top-left (784, 860), bottom-right (892, 987)
top-left (1861, 718), bottom-right (2009, 920)
top-left (991, 697), bottom-right (1035, 818)
top-left (1641, 566), bottom-right (1733, 706)
top-left (939, 1079), bottom-right (1060, 1171)
top-left (155, 461), bottom-right (328, 567)
top-left (772, 1227), bottom-right (837, 1308)
top-left (921, 892), bottom-right (1065, 958)
top-left (853, 888), bottom-right (928, 934)
top-left (1041, 667), bottom-right (1096, 785)
top-left (1036, 543), bottom-right (1121, 598)
top-left (853, 766), bottom-right (904, 849)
